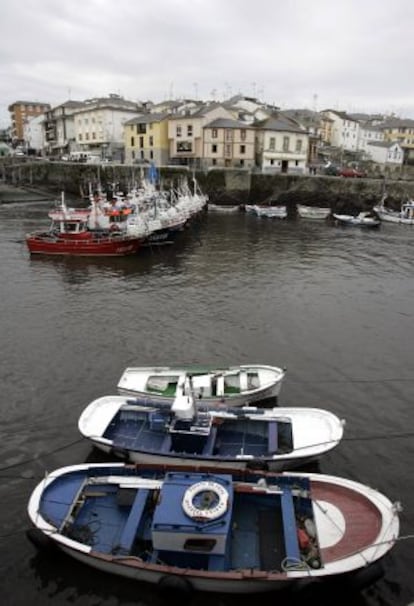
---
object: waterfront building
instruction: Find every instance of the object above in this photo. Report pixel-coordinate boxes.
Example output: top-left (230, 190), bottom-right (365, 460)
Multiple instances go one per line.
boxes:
top-left (255, 114), bottom-right (309, 173)
top-left (124, 112), bottom-right (170, 165)
top-left (283, 109), bottom-right (323, 168)
top-left (23, 115), bottom-right (45, 154)
top-left (366, 140), bottom-right (404, 166)
top-left (379, 117), bottom-right (414, 163)
top-left (356, 122), bottom-right (384, 158)
top-left (167, 103), bottom-right (234, 167)
top-left (43, 100), bottom-right (84, 157)
top-left (320, 110), bottom-right (360, 152)
top-left (72, 94), bottom-right (143, 162)
top-left (202, 117), bottom-right (255, 169)
top-left (8, 100), bottom-right (50, 144)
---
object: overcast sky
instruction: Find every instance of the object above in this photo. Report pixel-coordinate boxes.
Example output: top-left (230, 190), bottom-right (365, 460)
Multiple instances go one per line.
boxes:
top-left (1, 0), bottom-right (413, 128)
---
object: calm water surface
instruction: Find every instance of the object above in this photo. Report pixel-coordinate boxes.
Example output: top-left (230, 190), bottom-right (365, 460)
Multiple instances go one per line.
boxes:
top-left (0, 200), bottom-right (413, 606)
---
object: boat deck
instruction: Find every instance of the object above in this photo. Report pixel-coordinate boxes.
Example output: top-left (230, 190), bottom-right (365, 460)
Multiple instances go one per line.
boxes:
top-left (311, 480), bottom-right (382, 562)
top-left (103, 411), bottom-right (293, 458)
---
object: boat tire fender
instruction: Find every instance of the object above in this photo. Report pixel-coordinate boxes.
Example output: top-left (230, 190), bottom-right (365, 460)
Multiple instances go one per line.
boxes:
top-left (158, 574), bottom-right (193, 599)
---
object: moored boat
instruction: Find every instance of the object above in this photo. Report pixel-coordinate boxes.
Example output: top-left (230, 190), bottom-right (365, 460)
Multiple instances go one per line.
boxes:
top-left (27, 462), bottom-right (400, 594)
top-left (333, 211), bottom-right (380, 228)
top-left (78, 393), bottom-right (345, 470)
top-left (297, 205), bottom-right (331, 220)
top-left (373, 198), bottom-right (414, 225)
top-left (117, 364), bottom-right (286, 407)
top-left (208, 203), bottom-right (240, 213)
top-left (245, 205), bottom-right (287, 218)
top-left (26, 217), bottom-right (143, 256)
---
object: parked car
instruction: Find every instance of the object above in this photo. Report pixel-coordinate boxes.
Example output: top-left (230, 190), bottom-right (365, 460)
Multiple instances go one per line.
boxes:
top-left (323, 164), bottom-right (340, 176)
top-left (339, 167), bottom-right (367, 178)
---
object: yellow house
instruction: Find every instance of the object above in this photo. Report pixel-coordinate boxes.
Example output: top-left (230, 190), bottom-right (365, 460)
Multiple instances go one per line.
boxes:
top-left (124, 112), bottom-right (170, 165)
top-left (380, 117), bottom-right (414, 161)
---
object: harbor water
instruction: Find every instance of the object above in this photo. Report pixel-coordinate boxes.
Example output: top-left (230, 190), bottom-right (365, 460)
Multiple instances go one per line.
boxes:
top-left (0, 198), bottom-right (413, 606)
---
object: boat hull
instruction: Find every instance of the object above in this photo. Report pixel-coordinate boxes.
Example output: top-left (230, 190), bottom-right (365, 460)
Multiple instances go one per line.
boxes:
top-left (26, 233), bottom-right (142, 256)
top-left (374, 208), bottom-right (414, 225)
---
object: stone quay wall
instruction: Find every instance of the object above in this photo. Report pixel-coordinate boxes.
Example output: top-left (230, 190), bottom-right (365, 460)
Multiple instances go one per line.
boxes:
top-left (1, 158), bottom-right (414, 213)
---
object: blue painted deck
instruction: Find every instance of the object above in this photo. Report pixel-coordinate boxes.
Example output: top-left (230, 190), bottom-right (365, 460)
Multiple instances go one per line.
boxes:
top-left (49, 469), bottom-right (312, 571)
top-left (103, 410), bottom-right (284, 459)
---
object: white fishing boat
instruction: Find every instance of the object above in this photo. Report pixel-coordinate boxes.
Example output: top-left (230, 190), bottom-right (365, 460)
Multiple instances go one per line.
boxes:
top-left (297, 204), bottom-right (331, 220)
top-left (245, 205), bottom-right (287, 218)
top-left (27, 462), bottom-right (401, 595)
top-left (78, 392), bottom-right (345, 470)
top-left (117, 364), bottom-right (286, 407)
top-left (333, 211), bottom-right (380, 228)
top-left (208, 203), bottom-right (240, 212)
top-left (373, 198), bottom-right (414, 225)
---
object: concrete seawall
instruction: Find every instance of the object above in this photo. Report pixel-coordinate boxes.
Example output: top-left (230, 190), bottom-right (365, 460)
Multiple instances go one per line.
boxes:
top-left (1, 159), bottom-right (414, 212)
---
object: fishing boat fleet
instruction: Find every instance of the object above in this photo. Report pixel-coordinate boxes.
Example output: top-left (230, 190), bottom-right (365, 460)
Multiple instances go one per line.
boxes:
top-left (25, 175), bottom-right (208, 256)
top-left (27, 361), bottom-right (401, 597)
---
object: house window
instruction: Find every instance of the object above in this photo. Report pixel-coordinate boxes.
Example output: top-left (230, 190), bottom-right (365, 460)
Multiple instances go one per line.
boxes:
top-left (85, 133), bottom-right (89, 140)
top-left (139, 136), bottom-right (144, 148)
top-left (212, 158), bottom-right (217, 166)
top-left (269, 137), bottom-right (275, 150)
top-left (137, 124), bottom-right (146, 134)
top-left (149, 136), bottom-right (153, 146)
top-left (92, 132), bottom-right (96, 140)
top-left (270, 159), bottom-right (274, 165)
top-left (212, 129), bottom-right (218, 138)
top-left (177, 141), bottom-right (192, 152)
top-left (150, 150), bottom-right (154, 159)
top-left (187, 125), bottom-right (193, 137)
top-left (225, 144), bottom-right (231, 156)
top-left (79, 134), bottom-right (82, 141)
top-left (296, 139), bottom-right (302, 152)
top-left (240, 129), bottom-right (246, 141)
top-left (240, 145), bottom-right (246, 154)
top-left (140, 150), bottom-right (144, 159)
top-left (211, 144), bottom-right (217, 153)
top-left (132, 150), bottom-right (135, 159)
top-left (283, 136), bottom-right (289, 151)
top-left (131, 136), bottom-right (135, 146)
top-left (225, 129), bottom-right (232, 141)
top-left (176, 125), bottom-right (182, 137)
top-left (240, 159), bottom-right (245, 166)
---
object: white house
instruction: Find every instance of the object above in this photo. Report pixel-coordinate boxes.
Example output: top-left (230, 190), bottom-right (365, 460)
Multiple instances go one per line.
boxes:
top-left (23, 114), bottom-right (45, 153)
top-left (357, 123), bottom-right (384, 157)
top-left (366, 141), bottom-right (404, 165)
top-left (320, 110), bottom-right (360, 152)
top-left (72, 94), bottom-right (142, 161)
top-left (255, 114), bottom-right (309, 174)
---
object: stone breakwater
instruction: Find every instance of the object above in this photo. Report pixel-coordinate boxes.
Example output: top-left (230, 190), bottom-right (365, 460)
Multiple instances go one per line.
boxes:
top-left (2, 159), bottom-right (414, 212)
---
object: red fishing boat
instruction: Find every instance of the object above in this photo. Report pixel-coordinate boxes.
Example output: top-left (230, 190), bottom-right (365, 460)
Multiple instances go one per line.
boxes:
top-left (26, 215), bottom-right (143, 257)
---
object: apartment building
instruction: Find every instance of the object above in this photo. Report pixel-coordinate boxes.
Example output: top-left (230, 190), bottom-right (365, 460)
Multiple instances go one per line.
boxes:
top-left (124, 112), bottom-right (170, 165)
top-left (167, 104), bottom-right (235, 167)
top-left (72, 94), bottom-right (142, 161)
top-left (43, 100), bottom-right (84, 157)
top-left (202, 118), bottom-right (255, 169)
top-left (8, 100), bottom-right (50, 143)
